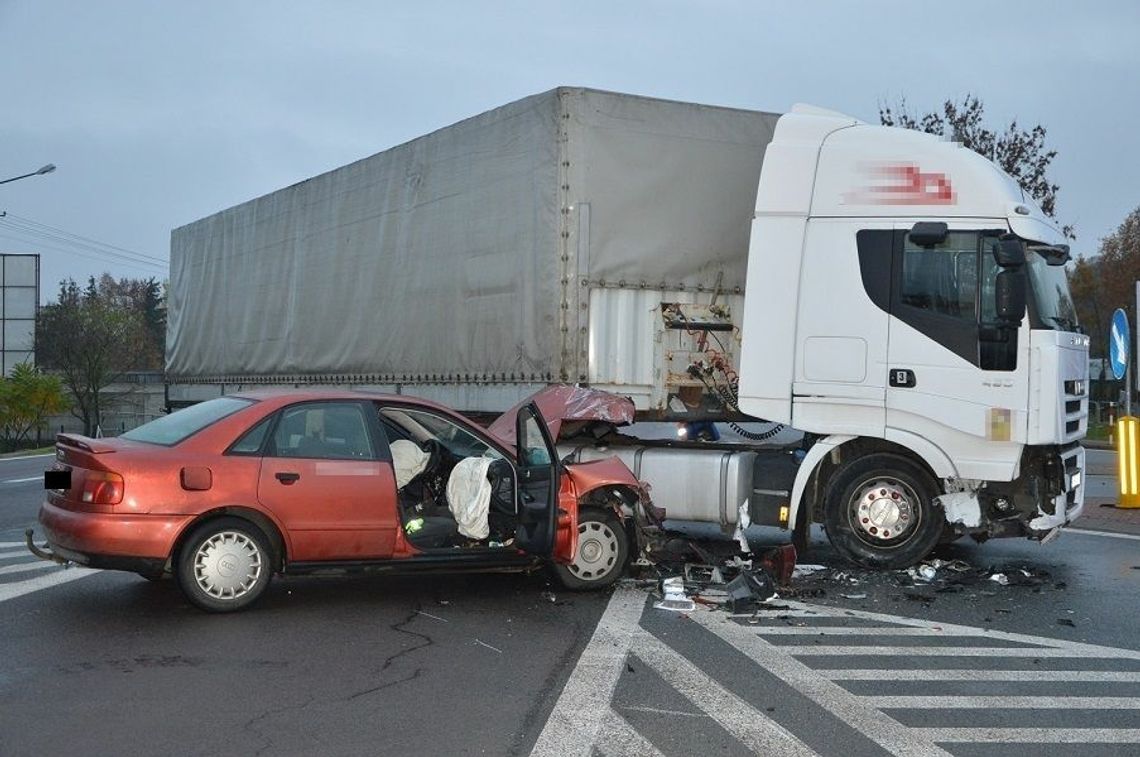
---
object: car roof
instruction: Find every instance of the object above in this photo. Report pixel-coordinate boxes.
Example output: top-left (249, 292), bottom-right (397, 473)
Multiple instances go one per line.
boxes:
top-left (228, 388), bottom-right (465, 415)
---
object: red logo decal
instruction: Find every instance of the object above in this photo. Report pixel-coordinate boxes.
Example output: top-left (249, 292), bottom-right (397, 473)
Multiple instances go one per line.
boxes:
top-left (845, 163), bottom-right (957, 205)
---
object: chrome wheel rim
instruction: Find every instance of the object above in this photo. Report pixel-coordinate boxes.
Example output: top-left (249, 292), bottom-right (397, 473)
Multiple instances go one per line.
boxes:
top-left (569, 520), bottom-right (620, 581)
top-left (849, 477), bottom-right (921, 545)
top-left (193, 531), bottom-right (263, 600)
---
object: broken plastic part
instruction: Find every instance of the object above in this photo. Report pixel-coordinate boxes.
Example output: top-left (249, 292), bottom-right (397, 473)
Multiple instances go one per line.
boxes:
top-left (654, 576), bottom-right (696, 612)
top-left (724, 569), bottom-right (776, 612)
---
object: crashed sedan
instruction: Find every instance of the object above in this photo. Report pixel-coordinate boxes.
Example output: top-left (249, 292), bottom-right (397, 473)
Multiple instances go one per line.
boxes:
top-left (28, 389), bottom-right (649, 612)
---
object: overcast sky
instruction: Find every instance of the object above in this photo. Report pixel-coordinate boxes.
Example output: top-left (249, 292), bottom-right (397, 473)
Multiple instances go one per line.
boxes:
top-left (1, 0), bottom-right (1137, 303)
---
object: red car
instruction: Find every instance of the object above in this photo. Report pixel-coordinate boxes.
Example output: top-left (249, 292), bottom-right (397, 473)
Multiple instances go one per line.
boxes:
top-left (29, 390), bottom-right (647, 612)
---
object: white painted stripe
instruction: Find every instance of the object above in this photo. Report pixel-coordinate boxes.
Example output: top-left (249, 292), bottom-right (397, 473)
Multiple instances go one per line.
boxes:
top-left (633, 632), bottom-right (817, 757)
top-left (736, 609), bottom-right (837, 618)
top-left (0, 547), bottom-right (30, 558)
top-left (0, 541), bottom-right (29, 548)
top-left (912, 727), bottom-right (1140, 744)
top-left (757, 626), bottom-right (957, 636)
top-left (781, 646), bottom-right (1118, 658)
top-left (0, 561), bottom-right (54, 576)
top-left (686, 605), bottom-right (954, 757)
top-left (596, 711), bottom-right (666, 757)
top-left (1067, 528), bottom-right (1140, 542)
top-left (0, 567), bottom-right (96, 603)
top-left (0, 452), bottom-right (53, 462)
top-left (529, 584), bottom-right (647, 757)
top-left (783, 601), bottom-right (1140, 659)
top-left (1, 476), bottom-right (42, 484)
top-left (868, 695), bottom-right (1140, 709)
top-left (822, 669), bottom-right (1140, 682)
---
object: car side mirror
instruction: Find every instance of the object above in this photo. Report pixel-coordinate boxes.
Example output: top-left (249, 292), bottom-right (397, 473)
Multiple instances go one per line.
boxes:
top-left (991, 238), bottom-right (1026, 268)
top-left (995, 269), bottom-right (1026, 324)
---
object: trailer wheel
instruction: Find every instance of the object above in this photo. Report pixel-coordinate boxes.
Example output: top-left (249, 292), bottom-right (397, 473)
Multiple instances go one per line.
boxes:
top-left (553, 509), bottom-right (628, 591)
top-left (823, 453), bottom-right (943, 569)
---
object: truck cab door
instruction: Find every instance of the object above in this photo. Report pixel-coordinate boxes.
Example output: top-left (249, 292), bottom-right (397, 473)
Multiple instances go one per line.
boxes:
top-left (514, 403), bottom-right (560, 556)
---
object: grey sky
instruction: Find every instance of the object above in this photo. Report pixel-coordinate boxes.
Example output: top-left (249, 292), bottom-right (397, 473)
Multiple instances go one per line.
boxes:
top-left (2, 0), bottom-right (1137, 302)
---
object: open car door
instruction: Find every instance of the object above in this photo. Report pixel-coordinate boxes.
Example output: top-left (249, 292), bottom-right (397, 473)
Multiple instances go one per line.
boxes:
top-left (514, 402), bottom-right (560, 556)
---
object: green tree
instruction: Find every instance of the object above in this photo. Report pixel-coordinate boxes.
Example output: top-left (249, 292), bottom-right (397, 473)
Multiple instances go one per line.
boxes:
top-left (0, 362), bottom-right (69, 451)
top-left (36, 277), bottom-right (152, 436)
top-left (880, 95), bottom-right (1073, 238)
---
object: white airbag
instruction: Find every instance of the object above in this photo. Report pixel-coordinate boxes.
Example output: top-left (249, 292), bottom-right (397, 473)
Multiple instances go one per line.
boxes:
top-left (448, 457), bottom-right (493, 539)
top-left (390, 440), bottom-right (430, 490)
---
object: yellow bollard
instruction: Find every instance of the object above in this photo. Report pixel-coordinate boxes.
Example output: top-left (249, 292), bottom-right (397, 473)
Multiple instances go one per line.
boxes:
top-left (1117, 416), bottom-right (1140, 508)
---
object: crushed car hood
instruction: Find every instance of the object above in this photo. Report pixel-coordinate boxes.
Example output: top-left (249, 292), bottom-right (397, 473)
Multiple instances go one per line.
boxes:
top-left (488, 385), bottom-right (635, 445)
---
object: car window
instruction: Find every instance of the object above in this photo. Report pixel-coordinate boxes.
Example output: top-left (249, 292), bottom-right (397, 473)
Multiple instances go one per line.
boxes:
top-left (228, 416), bottom-right (273, 455)
top-left (122, 397), bottom-right (253, 446)
top-left (379, 406), bottom-right (503, 461)
top-left (271, 403), bottom-right (376, 460)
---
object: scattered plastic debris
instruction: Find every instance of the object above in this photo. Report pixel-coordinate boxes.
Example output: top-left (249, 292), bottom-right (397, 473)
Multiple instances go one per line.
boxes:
top-left (792, 564), bottom-right (827, 578)
top-left (724, 570), bottom-right (777, 613)
top-left (1057, 618), bottom-right (1076, 628)
top-left (474, 639), bottom-right (502, 653)
top-left (654, 576), bottom-right (696, 612)
top-left (840, 593), bottom-right (867, 600)
top-left (540, 591), bottom-right (558, 603)
top-left (416, 610), bottom-right (448, 623)
top-left (990, 573), bottom-right (1010, 586)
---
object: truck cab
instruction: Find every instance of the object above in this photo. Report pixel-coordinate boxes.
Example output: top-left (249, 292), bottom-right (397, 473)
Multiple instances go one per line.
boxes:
top-left (737, 106), bottom-right (1087, 567)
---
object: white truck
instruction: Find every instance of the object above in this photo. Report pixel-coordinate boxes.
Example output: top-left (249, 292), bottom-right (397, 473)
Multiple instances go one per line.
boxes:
top-left (167, 87), bottom-right (1087, 568)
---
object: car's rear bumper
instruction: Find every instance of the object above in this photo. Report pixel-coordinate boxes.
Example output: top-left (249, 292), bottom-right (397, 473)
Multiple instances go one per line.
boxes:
top-left (38, 500), bottom-right (193, 567)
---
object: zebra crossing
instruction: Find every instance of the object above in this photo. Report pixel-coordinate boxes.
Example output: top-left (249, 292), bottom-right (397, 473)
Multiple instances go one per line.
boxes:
top-left (0, 540), bottom-right (95, 603)
top-left (533, 584), bottom-right (1140, 756)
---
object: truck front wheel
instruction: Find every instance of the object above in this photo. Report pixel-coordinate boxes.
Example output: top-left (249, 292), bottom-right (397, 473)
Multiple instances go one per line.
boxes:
top-left (822, 453), bottom-right (943, 569)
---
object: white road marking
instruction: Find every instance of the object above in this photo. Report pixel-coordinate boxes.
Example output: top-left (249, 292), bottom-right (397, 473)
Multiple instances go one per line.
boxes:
top-left (0, 541), bottom-right (30, 548)
top-left (1067, 528), bottom-right (1140, 542)
top-left (0, 561), bottom-right (54, 576)
top-left (0, 567), bottom-right (96, 603)
top-left (529, 584), bottom-right (648, 757)
top-left (867, 695), bottom-right (1140, 709)
top-left (779, 646), bottom-right (1128, 658)
top-left (596, 711), bottom-right (666, 757)
top-left (757, 626), bottom-right (955, 636)
top-left (685, 605), bottom-right (953, 757)
top-left (0, 453), bottom-right (53, 462)
top-left (632, 632), bottom-right (817, 756)
top-left (823, 669), bottom-right (1140, 682)
top-left (0, 547), bottom-right (31, 558)
top-left (913, 728), bottom-right (1140, 744)
top-left (1, 476), bottom-right (42, 484)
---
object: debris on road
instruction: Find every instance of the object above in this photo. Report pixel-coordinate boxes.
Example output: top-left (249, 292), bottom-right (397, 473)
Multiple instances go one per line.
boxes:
top-left (654, 576), bottom-right (696, 612)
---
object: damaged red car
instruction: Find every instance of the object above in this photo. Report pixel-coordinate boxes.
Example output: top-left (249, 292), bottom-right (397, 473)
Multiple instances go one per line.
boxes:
top-left (28, 389), bottom-right (648, 612)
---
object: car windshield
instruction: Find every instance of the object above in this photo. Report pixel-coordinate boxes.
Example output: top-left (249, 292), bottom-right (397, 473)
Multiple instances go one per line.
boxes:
top-left (1025, 249), bottom-right (1079, 332)
top-left (121, 397), bottom-right (254, 446)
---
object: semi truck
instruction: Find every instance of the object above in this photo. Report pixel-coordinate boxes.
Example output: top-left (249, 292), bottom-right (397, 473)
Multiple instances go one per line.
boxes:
top-left (166, 87), bottom-right (1087, 569)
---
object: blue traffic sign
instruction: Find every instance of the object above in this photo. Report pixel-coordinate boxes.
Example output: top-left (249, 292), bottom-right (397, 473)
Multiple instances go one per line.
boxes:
top-left (1110, 308), bottom-right (1130, 381)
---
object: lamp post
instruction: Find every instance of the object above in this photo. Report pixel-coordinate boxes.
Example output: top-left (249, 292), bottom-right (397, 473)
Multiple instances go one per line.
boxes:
top-left (0, 164), bottom-right (56, 186)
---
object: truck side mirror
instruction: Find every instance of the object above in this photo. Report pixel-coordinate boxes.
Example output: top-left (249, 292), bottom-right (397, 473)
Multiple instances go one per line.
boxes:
top-left (995, 269), bottom-right (1026, 324)
top-left (908, 222), bottom-right (949, 247)
top-left (991, 238), bottom-right (1026, 268)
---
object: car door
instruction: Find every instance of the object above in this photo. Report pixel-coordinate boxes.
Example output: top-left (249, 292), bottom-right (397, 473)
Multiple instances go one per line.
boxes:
top-left (256, 400), bottom-right (398, 561)
top-left (514, 403), bottom-right (561, 556)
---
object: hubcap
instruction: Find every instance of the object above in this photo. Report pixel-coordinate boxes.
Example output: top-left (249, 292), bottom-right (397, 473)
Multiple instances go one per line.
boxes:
top-left (850, 478), bottom-right (919, 543)
top-left (569, 520), bottom-right (619, 581)
top-left (193, 531), bottom-right (263, 600)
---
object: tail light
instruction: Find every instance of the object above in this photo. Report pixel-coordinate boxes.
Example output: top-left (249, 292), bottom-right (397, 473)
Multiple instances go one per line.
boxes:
top-left (82, 471), bottom-right (124, 505)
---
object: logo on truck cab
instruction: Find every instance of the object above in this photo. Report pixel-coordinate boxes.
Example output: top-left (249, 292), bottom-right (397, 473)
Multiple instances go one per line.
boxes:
top-left (845, 163), bottom-right (956, 206)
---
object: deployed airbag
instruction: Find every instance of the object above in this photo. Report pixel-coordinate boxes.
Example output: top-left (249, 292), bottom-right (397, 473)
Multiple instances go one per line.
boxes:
top-left (390, 439), bottom-right (430, 490)
top-left (447, 457), bottom-right (494, 539)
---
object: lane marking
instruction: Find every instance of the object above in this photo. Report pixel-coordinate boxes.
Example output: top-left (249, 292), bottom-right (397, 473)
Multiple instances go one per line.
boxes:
top-left (0, 567), bottom-right (96, 603)
top-left (529, 584), bottom-right (647, 757)
top-left (867, 695), bottom-right (1140, 709)
top-left (1067, 528), bottom-right (1140, 542)
top-left (0, 561), bottom-right (54, 577)
top-left (1, 476), bottom-right (42, 484)
top-left (758, 626), bottom-right (960, 636)
top-left (686, 604), bottom-right (953, 757)
top-left (633, 632), bottom-right (817, 756)
top-left (0, 547), bottom-right (31, 558)
top-left (0, 453), bottom-right (53, 462)
top-left (0, 541), bottom-right (31, 548)
top-left (822, 669), bottom-right (1140, 682)
top-left (912, 727), bottom-right (1140, 744)
top-left (597, 711), bottom-right (666, 757)
top-left (780, 646), bottom-right (1128, 658)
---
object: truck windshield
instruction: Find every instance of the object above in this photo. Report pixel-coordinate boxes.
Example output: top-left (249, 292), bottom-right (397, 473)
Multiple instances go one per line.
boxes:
top-left (1025, 249), bottom-right (1079, 332)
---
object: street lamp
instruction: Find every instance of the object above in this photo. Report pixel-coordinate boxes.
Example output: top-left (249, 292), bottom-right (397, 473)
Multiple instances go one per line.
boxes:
top-left (0, 164), bottom-right (56, 186)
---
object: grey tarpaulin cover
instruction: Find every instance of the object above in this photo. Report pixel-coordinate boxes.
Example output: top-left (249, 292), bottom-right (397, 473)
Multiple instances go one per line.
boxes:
top-left (168, 88), bottom-right (779, 383)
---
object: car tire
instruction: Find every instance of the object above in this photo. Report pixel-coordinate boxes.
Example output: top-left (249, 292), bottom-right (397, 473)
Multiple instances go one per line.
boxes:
top-left (176, 517), bottom-right (273, 613)
top-left (823, 453), bottom-right (943, 570)
top-left (553, 509), bottom-right (628, 591)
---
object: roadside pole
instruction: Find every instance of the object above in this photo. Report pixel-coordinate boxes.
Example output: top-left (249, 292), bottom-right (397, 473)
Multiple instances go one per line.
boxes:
top-left (1112, 307), bottom-right (1140, 507)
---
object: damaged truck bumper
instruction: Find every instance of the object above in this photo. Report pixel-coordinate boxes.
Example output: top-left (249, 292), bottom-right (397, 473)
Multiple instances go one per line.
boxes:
top-left (939, 443), bottom-right (1085, 542)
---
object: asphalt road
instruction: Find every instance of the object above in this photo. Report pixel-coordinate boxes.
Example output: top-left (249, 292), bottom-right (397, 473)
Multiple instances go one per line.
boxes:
top-left (3, 451), bottom-right (1140, 756)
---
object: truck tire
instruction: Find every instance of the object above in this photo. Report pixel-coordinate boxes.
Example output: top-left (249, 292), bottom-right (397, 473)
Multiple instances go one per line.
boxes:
top-left (822, 453), bottom-right (943, 569)
top-left (553, 509), bottom-right (628, 591)
top-left (176, 517), bottom-right (273, 612)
